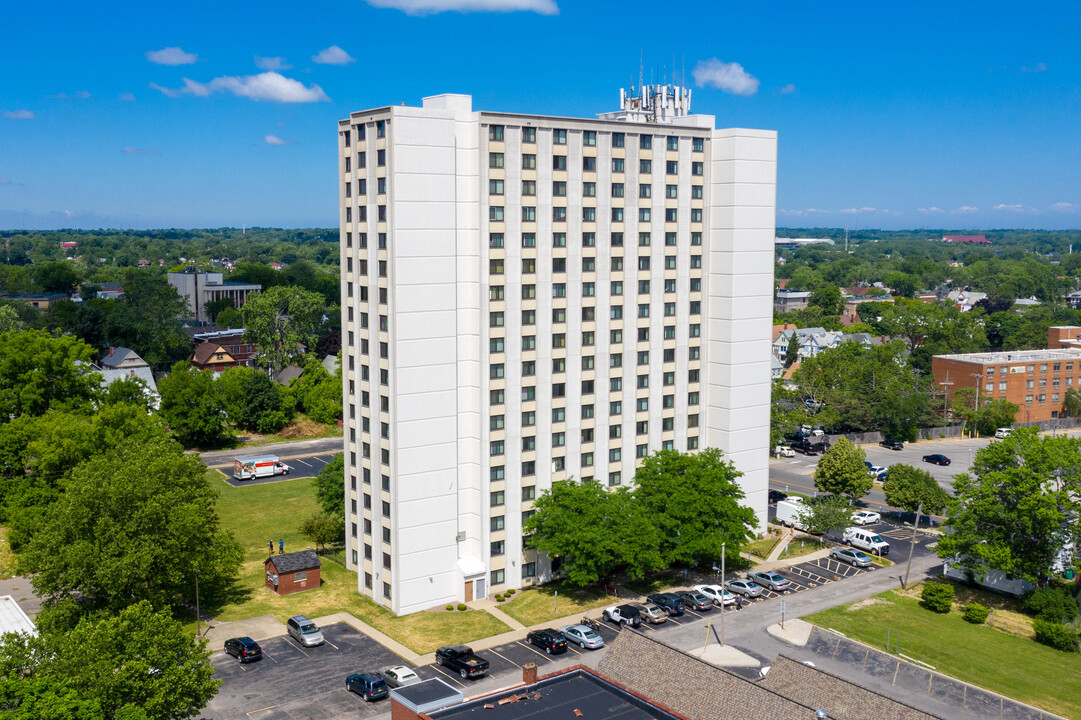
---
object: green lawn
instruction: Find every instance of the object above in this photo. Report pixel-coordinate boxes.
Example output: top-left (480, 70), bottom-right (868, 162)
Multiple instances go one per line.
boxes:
top-left (742, 535), bottom-right (783, 560)
top-left (498, 582), bottom-right (614, 626)
top-left (806, 590), bottom-right (1081, 719)
top-left (209, 472), bottom-right (509, 653)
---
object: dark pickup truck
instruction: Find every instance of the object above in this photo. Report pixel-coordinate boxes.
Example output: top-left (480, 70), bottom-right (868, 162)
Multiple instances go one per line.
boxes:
top-left (435, 645), bottom-right (490, 679)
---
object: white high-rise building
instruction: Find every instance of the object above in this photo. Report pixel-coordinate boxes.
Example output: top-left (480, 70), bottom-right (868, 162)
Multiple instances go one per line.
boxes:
top-left (338, 88), bottom-right (776, 615)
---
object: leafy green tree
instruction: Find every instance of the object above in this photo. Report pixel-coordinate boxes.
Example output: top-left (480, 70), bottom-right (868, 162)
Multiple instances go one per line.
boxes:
top-left (99, 376), bottom-right (155, 411)
top-left (633, 448), bottom-right (757, 567)
top-left (769, 381), bottom-right (810, 450)
top-left (878, 298), bottom-right (987, 355)
top-left (937, 428), bottom-right (1081, 588)
top-left (795, 494), bottom-right (852, 537)
top-left (290, 358), bottom-right (342, 424)
top-left (972, 398), bottom-right (1020, 436)
top-left (33, 261), bottom-right (80, 294)
top-left (12, 601), bottom-right (218, 720)
top-left (203, 297), bottom-right (234, 323)
top-left (784, 333), bottom-right (800, 367)
top-left (216, 367), bottom-right (290, 434)
top-left (525, 480), bottom-right (662, 586)
top-left (0, 632), bottom-right (103, 720)
top-left (299, 512), bottom-right (342, 553)
top-left (157, 362), bottom-right (227, 448)
top-left (809, 285), bottom-right (844, 315)
top-left (106, 271), bottom-right (190, 369)
top-left (241, 285), bottom-right (325, 371)
top-left (882, 464), bottom-right (950, 516)
top-left (813, 436), bottom-right (873, 499)
top-left (214, 306), bottom-right (243, 329)
top-left (0, 304), bottom-right (26, 332)
top-left (313, 453), bottom-right (345, 519)
top-left (0, 330), bottom-right (99, 419)
top-left (1063, 387), bottom-right (1081, 419)
top-left (22, 436), bottom-right (243, 626)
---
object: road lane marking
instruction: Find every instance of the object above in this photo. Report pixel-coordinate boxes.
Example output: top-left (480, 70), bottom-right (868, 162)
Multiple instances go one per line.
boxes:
top-left (488, 647), bottom-right (524, 668)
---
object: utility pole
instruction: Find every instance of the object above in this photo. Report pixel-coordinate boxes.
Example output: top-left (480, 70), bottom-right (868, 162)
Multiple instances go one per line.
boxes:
top-left (941, 370), bottom-right (953, 419)
top-left (720, 542), bottom-right (726, 647)
top-left (971, 373), bottom-right (983, 412)
top-left (195, 568), bottom-right (202, 638)
top-left (902, 501), bottom-right (923, 589)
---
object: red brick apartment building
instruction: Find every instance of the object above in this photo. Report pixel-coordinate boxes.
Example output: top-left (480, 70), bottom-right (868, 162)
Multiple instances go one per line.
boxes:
top-left (931, 326), bottom-right (1081, 423)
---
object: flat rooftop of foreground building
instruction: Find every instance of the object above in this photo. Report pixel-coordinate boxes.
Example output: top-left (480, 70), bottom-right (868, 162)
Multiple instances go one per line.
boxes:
top-left (426, 668), bottom-right (685, 720)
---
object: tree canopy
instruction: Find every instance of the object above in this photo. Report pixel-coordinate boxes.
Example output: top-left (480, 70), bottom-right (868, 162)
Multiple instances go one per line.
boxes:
top-left (157, 362), bottom-right (227, 448)
top-left (813, 436), bottom-right (873, 499)
top-left (882, 464), bottom-right (951, 516)
top-left (22, 436), bottom-right (242, 629)
top-left (241, 285), bottom-right (326, 371)
top-left (0, 330), bottom-right (99, 419)
top-left (936, 428), bottom-right (1081, 587)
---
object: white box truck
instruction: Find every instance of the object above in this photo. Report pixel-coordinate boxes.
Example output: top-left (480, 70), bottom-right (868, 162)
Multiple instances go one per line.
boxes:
top-left (233, 455), bottom-right (289, 480)
top-left (775, 498), bottom-right (809, 531)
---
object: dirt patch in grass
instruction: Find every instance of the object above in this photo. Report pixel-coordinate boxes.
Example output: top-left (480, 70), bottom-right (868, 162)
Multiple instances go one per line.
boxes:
top-left (622, 571), bottom-right (683, 596)
top-left (847, 596), bottom-right (893, 611)
top-left (0, 527), bottom-right (17, 580)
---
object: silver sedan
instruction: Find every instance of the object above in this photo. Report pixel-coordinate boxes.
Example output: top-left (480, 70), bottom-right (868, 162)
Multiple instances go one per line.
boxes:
top-left (558, 624), bottom-right (605, 649)
top-left (723, 578), bottom-right (764, 598)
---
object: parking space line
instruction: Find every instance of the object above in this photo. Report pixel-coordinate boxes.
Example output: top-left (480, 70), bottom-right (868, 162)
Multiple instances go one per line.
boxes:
top-left (292, 459), bottom-right (312, 467)
top-left (246, 707), bottom-right (276, 717)
top-left (429, 665), bottom-right (468, 687)
top-left (488, 647), bottom-right (524, 668)
top-left (325, 640), bottom-right (339, 650)
top-left (683, 609), bottom-right (704, 619)
top-left (516, 641), bottom-right (553, 661)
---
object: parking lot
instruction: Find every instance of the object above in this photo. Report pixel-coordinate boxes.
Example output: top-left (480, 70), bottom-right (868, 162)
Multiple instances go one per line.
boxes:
top-left (204, 524), bottom-right (937, 719)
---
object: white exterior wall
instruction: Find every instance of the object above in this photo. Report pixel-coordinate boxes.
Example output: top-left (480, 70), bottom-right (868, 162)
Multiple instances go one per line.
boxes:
top-left (340, 96), bottom-right (775, 615)
top-left (705, 129), bottom-right (777, 527)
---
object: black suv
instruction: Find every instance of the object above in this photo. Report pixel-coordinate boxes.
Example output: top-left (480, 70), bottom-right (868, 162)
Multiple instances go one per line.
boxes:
top-left (880, 439), bottom-right (904, 450)
top-left (223, 637), bottom-right (262, 663)
top-left (791, 439), bottom-right (819, 456)
top-left (646, 592), bottom-right (685, 616)
top-left (526, 628), bottom-right (568, 654)
top-left (346, 673), bottom-right (389, 702)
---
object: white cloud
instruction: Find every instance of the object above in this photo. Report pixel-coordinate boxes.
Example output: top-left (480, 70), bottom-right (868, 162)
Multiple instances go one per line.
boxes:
top-left (121, 147), bottom-right (159, 155)
top-left (264, 134), bottom-right (293, 145)
top-left (839, 207), bottom-right (877, 214)
top-left (312, 45), bottom-right (355, 65)
top-left (805, 208), bottom-right (829, 214)
top-left (1021, 62), bottom-right (1048, 73)
top-left (952, 206), bottom-right (979, 214)
top-left (146, 47), bottom-right (199, 65)
top-left (993, 203), bottom-right (1024, 212)
top-left (366, 0), bottom-right (558, 14)
top-left (918, 206), bottom-right (945, 213)
top-left (779, 83), bottom-right (796, 95)
top-left (47, 90), bottom-right (91, 99)
top-left (1051, 202), bottom-right (1077, 212)
top-left (692, 59), bottom-right (759, 96)
top-left (778, 209), bottom-right (803, 216)
top-left (2, 110), bottom-right (34, 119)
top-left (150, 72), bottom-right (330, 103)
top-left (255, 56), bottom-right (292, 71)
top-left (118, 92), bottom-right (136, 101)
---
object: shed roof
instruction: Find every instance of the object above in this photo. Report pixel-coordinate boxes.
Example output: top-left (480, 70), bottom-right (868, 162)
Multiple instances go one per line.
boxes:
top-left (266, 549), bottom-right (321, 574)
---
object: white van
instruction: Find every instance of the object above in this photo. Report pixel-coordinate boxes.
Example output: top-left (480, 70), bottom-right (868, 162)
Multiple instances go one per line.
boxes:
top-left (842, 526), bottom-right (890, 556)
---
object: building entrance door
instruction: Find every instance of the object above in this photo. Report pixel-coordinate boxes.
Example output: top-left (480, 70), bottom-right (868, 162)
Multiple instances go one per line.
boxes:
top-left (475, 578), bottom-right (486, 599)
top-left (463, 580), bottom-right (473, 602)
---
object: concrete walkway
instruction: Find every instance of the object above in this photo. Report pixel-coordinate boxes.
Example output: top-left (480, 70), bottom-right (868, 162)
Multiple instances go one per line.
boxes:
top-left (468, 598), bottom-right (526, 631)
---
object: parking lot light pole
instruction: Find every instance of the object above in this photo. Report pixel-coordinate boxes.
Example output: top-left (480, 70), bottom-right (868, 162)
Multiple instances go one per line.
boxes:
top-left (195, 568), bottom-right (201, 638)
top-left (901, 502), bottom-right (923, 589)
top-left (720, 542), bottom-right (725, 647)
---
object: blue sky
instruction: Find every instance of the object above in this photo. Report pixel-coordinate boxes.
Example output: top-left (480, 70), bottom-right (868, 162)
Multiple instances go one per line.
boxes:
top-left (2, 0), bottom-right (1079, 231)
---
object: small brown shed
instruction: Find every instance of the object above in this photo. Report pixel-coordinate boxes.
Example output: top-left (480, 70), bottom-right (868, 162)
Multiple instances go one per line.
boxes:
top-left (265, 549), bottom-right (321, 595)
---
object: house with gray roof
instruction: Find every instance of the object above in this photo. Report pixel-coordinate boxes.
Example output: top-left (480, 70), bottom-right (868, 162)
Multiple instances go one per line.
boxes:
top-left (265, 549), bottom-right (321, 595)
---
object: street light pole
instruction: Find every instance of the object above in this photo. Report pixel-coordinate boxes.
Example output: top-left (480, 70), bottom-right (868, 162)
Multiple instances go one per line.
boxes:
top-left (720, 542), bottom-right (726, 647)
top-left (195, 568), bottom-right (201, 638)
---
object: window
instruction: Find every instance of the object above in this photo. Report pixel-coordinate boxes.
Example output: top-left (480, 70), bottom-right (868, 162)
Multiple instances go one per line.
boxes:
top-left (522, 334), bottom-right (536, 350)
top-left (553, 180), bottom-right (567, 197)
top-left (522, 153), bottom-right (537, 169)
top-left (552, 432), bottom-right (565, 447)
top-left (583, 182), bottom-right (596, 197)
top-left (582, 330), bottom-right (595, 346)
top-left (611, 232), bottom-right (624, 246)
top-left (523, 485), bottom-right (536, 500)
top-left (490, 540), bottom-right (505, 556)
top-left (692, 185), bottom-right (704, 199)
top-left (489, 179), bottom-right (504, 195)
top-left (489, 152), bottom-right (504, 168)
top-left (491, 515), bottom-right (505, 531)
top-left (377, 149), bottom-right (386, 166)
top-left (522, 179), bottom-right (536, 197)
top-left (636, 397), bottom-right (649, 412)
top-left (583, 307), bottom-right (595, 321)
top-left (666, 160), bottom-right (678, 174)
top-left (610, 401), bottom-right (622, 415)
top-left (665, 208), bottom-right (678, 222)
top-left (638, 256), bottom-right (651, 271)
top-left (582, 379), bottom-right (595, 395)
top-left (664, 302), bottom-right (676, 317)
top-left (523, 126), bottom-right (536, 143)
top-left (693, 137), bottom-right (704, 152)
top-left (609, 471), bottom-right (621, 486)
top-left (611, 306), bottom-right (623, 320)
top-left (522, 386), bottom-right (535, 401)
top-left (667, 256), bottom-right (679, 270)
top-left (522, 436), bottom-right (536, 451)
top-left (489, 311), bottom-right (504, 327)
top-left (553, 128), bottom-right (567, 145)
top-left (553, 333), bottom-right (567, 349)
top-left (491, 389), bottom-right (505, 405)
top-left (489, 206), bottom-right (504, 221)
top-left (692, 161), bottom-right (704, 176)
top-left (583, 207), bottom-right (596, 222)
top-left (522, 360), bottom-right (536, 376)
top-left (490, 364), bottom-right (504, 379)
top-left (609, 448), bottom-right (622, 463)
top-left (490, 233), bottom-right (504, 248)
top-left (553, 207), bottom-right (567, 221)
top-left (489, 125), bottom-right (504, 141)
top-left (611, 182), bottom-right (624, 197)
top-left (637, 374), bottom-right (649, 389)
top-left (490, 440), bottom-right (504, 456)
top-left (491, 569), bottom-right (505, 586)
top-left (690, 300), bottom-right (701, 315)
top-left (637, 304), bottom-right (650, 318)
top-left (553, 155), bottom-right (567, 171)
top-left (553, 257), bottom-right (567, 273)
top-left (522, 258), bottom-right (536, 274)
top-left (610, 376), bottom-right (623, 392)
top-left (663, 394), bottom-right (675, 409)
top-left (583, 156), bottom-right (597, 172)
top-left (553, 307), bottom-right (566, 322)
top-left (639, 184), bottom-right (652, 198)
top-left (522, 309), bottom-right (535, 325)
top-left (612, 158), bottom-right (625, 173)
top-left (612, 132), bottom-right (625, 148)
top-left (690, 277), bottom-right (701, 291)
top-left (612, 207), bottom-right (624, 222)
top-left (688, 391), bottom-right (699, 405)
top-left (553, 232), bottom-right (567, 247)
top-left (583, 130), bottom-right (597, 146)
top-left (582, 404), bottom-right (594, 419)
top-left (611, 257), bottom-right (624, 272)
top-left (610, 329), bottom-right (623, 344)
top-left (582, 356), bottom-right (595, 370)
top-left (640, 159), bottom-right (652, 174)
top-left (691, 208), bottom-right (703, 223)
top-left (490, 491), bottom-right (505, 506)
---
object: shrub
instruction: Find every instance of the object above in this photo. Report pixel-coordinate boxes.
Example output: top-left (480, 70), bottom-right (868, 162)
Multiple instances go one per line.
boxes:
top-left (1033, 618), bottom-right (1080, 653)
top-left (921, 581), bottom-right (954, 613)
top-left (445, 605), bottom-right (454, 611)
top-left (457, 603), bottom-right (467, 611)
top-left (494, 594), bottom-right (504, 602)
top-left (1023, 587), bottom-right (1078, 623)
top-left (963, 603), bottom-right (989, 624)
top-left (505, 588), bottom-right (515, 596)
